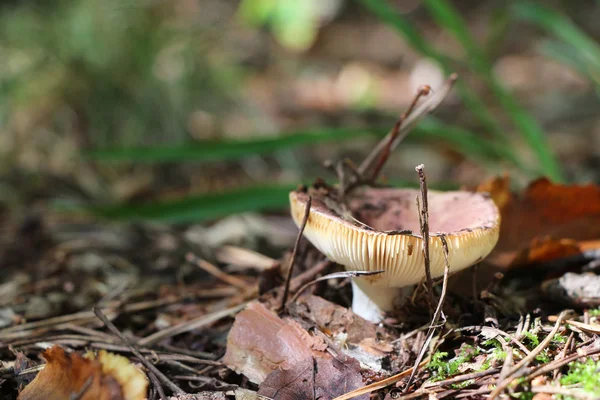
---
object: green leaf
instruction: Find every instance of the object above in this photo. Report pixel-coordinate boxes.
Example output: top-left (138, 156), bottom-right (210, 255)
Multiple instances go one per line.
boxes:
top-left (539, 40), bottom-right (600, 90)
top-left (86, 128), bottom-right (383, 163)
top-left (78, 184), bottom-right (298, 223)
top-left (67, 178), bottom-right (459, 223)
top-left (423, 0), bottom-right (487, 72)
top-left (512, 2), bottom-right (600, 74)
top-left (514, 1), bottom-right (600, 93)
top-left (87, 117), bottom-right (525, 173)
top-left (354, 0), bottom-right (529, 175)
top-left (413, 117), bottom-right (527, 171)
top-left (423, 0), bottom-right (563, 181)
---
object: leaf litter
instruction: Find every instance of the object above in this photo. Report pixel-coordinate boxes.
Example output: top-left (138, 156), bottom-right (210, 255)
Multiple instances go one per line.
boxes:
top-left (1, 74), bottom-right (600, 400)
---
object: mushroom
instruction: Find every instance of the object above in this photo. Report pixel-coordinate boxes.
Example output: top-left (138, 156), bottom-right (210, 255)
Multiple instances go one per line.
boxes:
top-left (289, 186), bottom-right (500, 323)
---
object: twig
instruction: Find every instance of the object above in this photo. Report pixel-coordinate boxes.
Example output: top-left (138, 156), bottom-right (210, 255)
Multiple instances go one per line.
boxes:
top-left (423, 368), bottom-right (500, 388)
top-left (17, 365), bottom-right (45, 376)
top-left (288, 270), bottom-right (384, 305)
top-left (404, 234), bottom-right (451, 392)
top-left (148, 371), bottom-right (167, 400)
top-left (548, 315), bottom-right (600, 335)
top-left (368, 86), bottom-right (431, 182)
top-left (554, 331), bottom-right (574, 380)
top-left (278, 195), bottom-right (311, 312)
top-left (455, 387), bottom-right (492, 398)
top-left (332, 360), bottom-right (430, 400)
top-left (216, 246), bottom-right (276, 271)
top-left (416, 164), bottom-right (434, 312)
top-left (186, 253), bottom-right (249, 290)
top-left (93, 306), bottom-right (185, 395)
top-left (137, 302), bottom-right (248, 347)
top-left (1, 292), bottom-right (233, 340)
top-left (484, 327), bottom-right (531, 356)
top-left (497, 344), bottom-right (513, 383)
top-left (524, 346), bottom-right (600, 383)
top-left (357, 74), bottom-right (458, 180)
top-left (89, 344), bottom-right (221, 365)
top-left (529, 385), bottom-right (595, 399)
top-left (487, 311), bottom-right (567, 399)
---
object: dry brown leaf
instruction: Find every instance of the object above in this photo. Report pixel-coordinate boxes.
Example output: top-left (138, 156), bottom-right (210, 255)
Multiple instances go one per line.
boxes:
top-left (223, 301), bottom-right (329, 384)
top-left (477, 176), bottom-right (600, 267)
top-left (17, 345), bottom-right (148, 400)
top-left (509, 237), bottom-right (581, 268)
top-left (258, 355), bottom-right (368, 400)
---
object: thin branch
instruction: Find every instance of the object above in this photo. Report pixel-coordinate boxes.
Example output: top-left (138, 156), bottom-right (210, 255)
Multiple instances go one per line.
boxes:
top-left (148, 371), bottom-right (167, 400)
top-left (368, 85), bottom-right (431, 182)
top-left (186, 253), bottom-right (249, 290)
top-left (423, 368), bottom-right (500, 389)
top-left (525, 345), bottom-right (600, 383)
top-left (416, 164), bottom-right (434, 312)
top-left (93, 306), bottom-right (186, 395)
top-left (554, 331), bottom-right (575, 380)
top-left (332, 360), bottom-right (430, 400)
top-left (288, 270), bottom-right (384, 305)
top-left (487, 311), bottom-right (567, 400)
top-left (404, 234), bottom-right (451, 392)
top-left (137, 302), bottom-right (248, 347)
top-left (278, 195), bottom-right (312, 312)
top-left (357, 74), bottom-right (458, 179)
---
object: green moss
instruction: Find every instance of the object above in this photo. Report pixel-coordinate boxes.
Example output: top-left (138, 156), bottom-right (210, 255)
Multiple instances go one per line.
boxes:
top-left (450, 379), bottom-right (474, 389)
top-left (512, 391), bottom-right (535, 400)
top-left (560, 359), bottom-right (600, 396)
top-left (521, 331), bottom-right (539, 348)
top-left (552, 333), bottom-right (567, 343)
top-left (426, 345), bottom-right (480, 382)
top-left (588, 308), bottom-right (600, 316)
top-left (534, 349), bottom-right (550, 363)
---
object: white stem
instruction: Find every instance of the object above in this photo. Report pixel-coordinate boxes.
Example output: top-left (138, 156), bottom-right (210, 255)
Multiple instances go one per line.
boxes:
top-left (351, 279), bottom-right (413, 323)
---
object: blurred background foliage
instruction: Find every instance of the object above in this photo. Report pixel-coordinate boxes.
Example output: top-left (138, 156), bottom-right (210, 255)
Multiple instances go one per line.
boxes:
top-left (1, 0), bottom-right (600, 223)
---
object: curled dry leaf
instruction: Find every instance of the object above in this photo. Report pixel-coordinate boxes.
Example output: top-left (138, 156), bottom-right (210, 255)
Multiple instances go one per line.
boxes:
top-left (477, 176), bottom-right (600, 268)
top-left (223, 301), bottom-right (329, 384)
top-left (258, 355), bottom-right (368, 400)
top-left (17, 345), bottom-right (148, 400)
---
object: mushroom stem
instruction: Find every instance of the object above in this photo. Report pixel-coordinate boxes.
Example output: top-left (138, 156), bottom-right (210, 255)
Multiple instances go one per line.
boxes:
top-left (351, 279), bottom-right (413, 323)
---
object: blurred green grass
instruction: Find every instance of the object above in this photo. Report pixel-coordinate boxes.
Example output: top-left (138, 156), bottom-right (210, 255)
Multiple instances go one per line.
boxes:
top-left (3, 0), bottom-right (597, 223)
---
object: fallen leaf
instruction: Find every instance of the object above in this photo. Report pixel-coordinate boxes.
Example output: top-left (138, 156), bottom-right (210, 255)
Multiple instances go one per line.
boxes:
top-left (288, 295), bottom-right (379, 344)
top-left (17, 345), bottom-right (148, 400)
top-left (13, 352), bottom-right (37, 389)
top-left (223, 301), bottom-right (329, 384)
top-left (477, 176), bottom-right (600, 267)
top-left (258, 355), bottom-right (368, 400)
top-left (509, 237), bottom-right (581, 268)
top-left (476, 174), bottom-right (511, 210)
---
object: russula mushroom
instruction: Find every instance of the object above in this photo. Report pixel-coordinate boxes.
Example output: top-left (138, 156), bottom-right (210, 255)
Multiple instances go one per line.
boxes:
top-left (289, 186), bottom-right (500, 323)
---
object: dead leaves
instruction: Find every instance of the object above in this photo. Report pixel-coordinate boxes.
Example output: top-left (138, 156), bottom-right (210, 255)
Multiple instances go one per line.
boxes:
top-left (258, 356), bottom-right (367, 400)
top-left (477, 176), bottom-right (600, 268)
top-left (223, 299), bottom-right (374, 399)
top-left (223, 301), bottom-right (329, 385)
top-left (17, 345), bottom-right (148, 400)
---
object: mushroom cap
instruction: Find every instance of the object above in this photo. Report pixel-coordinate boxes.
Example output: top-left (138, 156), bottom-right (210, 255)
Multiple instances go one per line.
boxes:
top-left (290, 187), bottom-right (500, 288)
